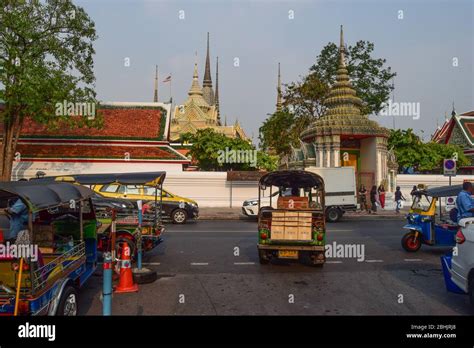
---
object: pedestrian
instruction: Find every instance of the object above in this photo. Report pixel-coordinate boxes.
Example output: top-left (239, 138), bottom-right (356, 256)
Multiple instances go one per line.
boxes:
top-left (378, 184), bottom-right (386, 209)
top-left (370, 185), bottom-right (378, 214)
top-left (395, 186), bottom-right (406, 213)
top-left (358, 185), bottom-right (369, 213)
top-left (410, 185), bottom-right (418, 201)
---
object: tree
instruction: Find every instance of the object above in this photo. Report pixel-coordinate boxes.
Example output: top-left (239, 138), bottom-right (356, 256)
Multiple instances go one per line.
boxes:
top-left (0, 0), bottom-right (99, 180)
top-left (258, 109), bottom-right (296, 157)
top-left (388, 129), bottom-right (469, 172)
top-left (182, 129), bottom-right (277, 171)
top-left (309, 41), bottom-right (396, 115)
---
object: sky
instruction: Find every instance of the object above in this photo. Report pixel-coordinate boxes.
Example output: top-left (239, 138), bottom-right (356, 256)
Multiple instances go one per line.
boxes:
top-left (76, 0), bottom-right (473, 143)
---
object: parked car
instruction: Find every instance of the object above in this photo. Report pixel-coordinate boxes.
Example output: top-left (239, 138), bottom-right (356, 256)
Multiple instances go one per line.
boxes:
top-left (92, 184), bottom-right (198, 224)
top-left (91, 192), bottom-right (136, 212)
top-left (442, 217), bottom-right (474, 307)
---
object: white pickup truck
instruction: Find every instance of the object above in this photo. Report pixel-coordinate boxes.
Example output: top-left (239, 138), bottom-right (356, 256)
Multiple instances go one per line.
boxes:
top-left (242, 167), bottom-right (358, 222)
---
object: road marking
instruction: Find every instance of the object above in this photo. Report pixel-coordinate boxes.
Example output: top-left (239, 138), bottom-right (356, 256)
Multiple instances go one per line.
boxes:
top-left (190, 262), bottom-right (209, 266)
top-left (404, 259), bottom-right (423, 262)
top-left (143, 262), bottom-right (161, 265)
top-left (326, 261), bottom-right (343, 264)
top-left (365, 259), bottom-right (384, 263)
top-left (234, 262), bottom-right (256, 265)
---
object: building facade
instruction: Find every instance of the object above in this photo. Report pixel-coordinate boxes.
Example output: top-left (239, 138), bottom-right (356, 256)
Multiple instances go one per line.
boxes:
top-left (432, 110), bottom-right (474, 173)
top-left (6, 102), bottom-right (190, 179)
top-left (287, 26), bottom-right (394, 191)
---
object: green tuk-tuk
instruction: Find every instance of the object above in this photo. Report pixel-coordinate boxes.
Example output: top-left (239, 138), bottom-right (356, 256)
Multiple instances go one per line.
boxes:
top-left (257, 170), bottom-right (326, 266)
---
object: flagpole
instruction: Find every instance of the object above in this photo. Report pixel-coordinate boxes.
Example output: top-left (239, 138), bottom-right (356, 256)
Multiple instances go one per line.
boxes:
top-left (169, 74), bottom-right (172, 103)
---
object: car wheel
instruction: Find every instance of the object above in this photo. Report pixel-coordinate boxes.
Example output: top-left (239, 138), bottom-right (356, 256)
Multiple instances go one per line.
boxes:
top-left (326, 207), bottom-right (342, 223)
top-left (401, 231), bottom-right (421, 252)
top-left (172, 209), bottom-right (187, 224)
top-left (57, 286), bottom-right (78, 316)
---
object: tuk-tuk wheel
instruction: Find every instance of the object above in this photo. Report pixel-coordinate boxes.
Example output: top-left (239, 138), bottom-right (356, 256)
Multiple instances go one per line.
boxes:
top-left (57, 286), bottom-right (78, 316)
top-left (401, 231), bottom-right (421, 252)
top-left (258, 250), bottom-right (270, 264)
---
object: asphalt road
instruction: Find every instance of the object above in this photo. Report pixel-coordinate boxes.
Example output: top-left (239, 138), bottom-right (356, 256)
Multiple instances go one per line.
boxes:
top-left (79, 219), bottom-right (474, 315)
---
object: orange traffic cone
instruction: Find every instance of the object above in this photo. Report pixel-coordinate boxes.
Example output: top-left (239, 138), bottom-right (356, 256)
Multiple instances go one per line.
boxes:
top-left (114, 242), bottom-right (138, 293)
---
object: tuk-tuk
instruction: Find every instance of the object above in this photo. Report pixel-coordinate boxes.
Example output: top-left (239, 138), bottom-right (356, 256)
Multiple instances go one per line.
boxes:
top-left (0, 181), bottom-right (98, 315)
top-left (35, 172), bottom-right (166, 259)
top-left (257, 170), bottom-right (326, 266)
top-left (401, 184), bottom-right (462, 252)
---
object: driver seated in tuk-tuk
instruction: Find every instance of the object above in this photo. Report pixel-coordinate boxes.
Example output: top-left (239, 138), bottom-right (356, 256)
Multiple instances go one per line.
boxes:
top-left (1, 197), bottom-right (29, 243)
top-left (456, 182), bottom-right (474, 221)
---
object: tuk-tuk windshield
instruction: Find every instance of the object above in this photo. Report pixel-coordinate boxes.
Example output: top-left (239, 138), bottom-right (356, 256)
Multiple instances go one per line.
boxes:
top-left (411, 194), bottom-right (433, 212)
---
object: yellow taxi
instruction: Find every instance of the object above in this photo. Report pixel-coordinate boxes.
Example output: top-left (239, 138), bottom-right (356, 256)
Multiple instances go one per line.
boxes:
top-left (91, 184), bottom-right (198, 224)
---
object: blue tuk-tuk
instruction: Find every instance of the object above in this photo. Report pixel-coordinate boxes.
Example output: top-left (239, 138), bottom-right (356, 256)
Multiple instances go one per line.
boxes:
top-left (0, 181), bottom-right (98, 316)
top-left (401, 185), bottom-right (462, 252)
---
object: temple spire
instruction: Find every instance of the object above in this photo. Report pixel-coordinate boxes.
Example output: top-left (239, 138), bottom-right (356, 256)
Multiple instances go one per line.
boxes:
top-left (153, 65), bottom-right (158, 102)
top-left (188, 60), bottom-right (203, 96)
top-left (202, 32), bottom-right (215, 105)
top-left (276, 62), bottom-right (282, 112)
top-left (451, 101), bottom-right (456, 117)
top-left (339, 25), bottom-right (346, 68)
top-left (215, 56), bottom-right (220, 123)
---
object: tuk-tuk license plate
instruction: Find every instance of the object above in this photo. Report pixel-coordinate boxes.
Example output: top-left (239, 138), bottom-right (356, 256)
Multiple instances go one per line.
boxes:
top-left (278, 250), bottom-right (299, 259)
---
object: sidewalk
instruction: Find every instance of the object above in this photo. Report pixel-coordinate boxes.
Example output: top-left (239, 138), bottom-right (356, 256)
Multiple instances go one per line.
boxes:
top-left (198, 207), bottom-right (409, 221)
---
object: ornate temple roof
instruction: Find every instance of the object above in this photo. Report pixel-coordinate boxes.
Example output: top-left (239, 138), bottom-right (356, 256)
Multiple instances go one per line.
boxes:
top-left (301, 25), bottom-right (389, 141)
top-left (187, 63), bottom-right (210, 109)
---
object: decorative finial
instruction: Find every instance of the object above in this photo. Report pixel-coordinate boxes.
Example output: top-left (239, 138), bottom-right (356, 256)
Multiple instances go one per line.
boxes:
top-left (339, 25), bottom-right (346, 67)
top-left (451, 101), bottom-right (456, 117)
top-left (215, 56), bottom-right (220, 121)
top-left (153, 65), bottom-right (158, 102)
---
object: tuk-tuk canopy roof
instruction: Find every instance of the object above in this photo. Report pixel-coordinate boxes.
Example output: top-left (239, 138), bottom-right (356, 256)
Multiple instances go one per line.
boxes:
top-left (36, 171), bottom-right (166, 186)
top-left (0, 181), bottom-right (94, 212)
top-left (423, 184), bottom-right (463, 198)
top-left (259, 170), bottom-right (324, 189)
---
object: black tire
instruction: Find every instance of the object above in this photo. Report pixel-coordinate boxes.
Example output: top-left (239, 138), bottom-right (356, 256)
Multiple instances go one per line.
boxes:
top-left (258, 249), bottom-right (270, 264)
top-left (132, 268), bottom-right (158, 284)
top-left (307, 252), bottom-right (324, 267)
top-left (326, 207), bottom-right (342, 223)
top-left (401, 231), bottom-right (422, 252)
top-left (57, 286), bottom-right (78, 316)
top-left (172, 209), bottom-right (188, 224)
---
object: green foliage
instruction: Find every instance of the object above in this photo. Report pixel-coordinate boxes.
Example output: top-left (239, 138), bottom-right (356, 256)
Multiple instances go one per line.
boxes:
top-left (0, 0), bottom-right (99, 179)
top-left (388, 129), bottom-right (469, 172)
top-left (182, 129), bottom-right (277, 171)
top-left (258, 109), bottom-right (296, 156)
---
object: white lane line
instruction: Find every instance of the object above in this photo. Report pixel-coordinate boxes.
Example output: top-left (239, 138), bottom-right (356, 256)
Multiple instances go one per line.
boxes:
top-left (234, 262), bottom-right (256, 265)
top-left (365, 259), bottom-right (384, 263)
top-left (325, 261), bottom-right (343, 264)
top-left (404, 259), bottom-right (423, 262)
top-left (190, 262), bottom-right (209, 266)
top-left (143, 262), bottom-right (161, 265)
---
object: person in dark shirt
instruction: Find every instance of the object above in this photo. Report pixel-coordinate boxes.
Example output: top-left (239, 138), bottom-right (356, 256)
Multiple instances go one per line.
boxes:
top-left (370, 186), bottom-right (378, 214)
top-left (358, 185), bottom-right (369, 213)
top-left (395, 186), bottom-right (406, 213)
